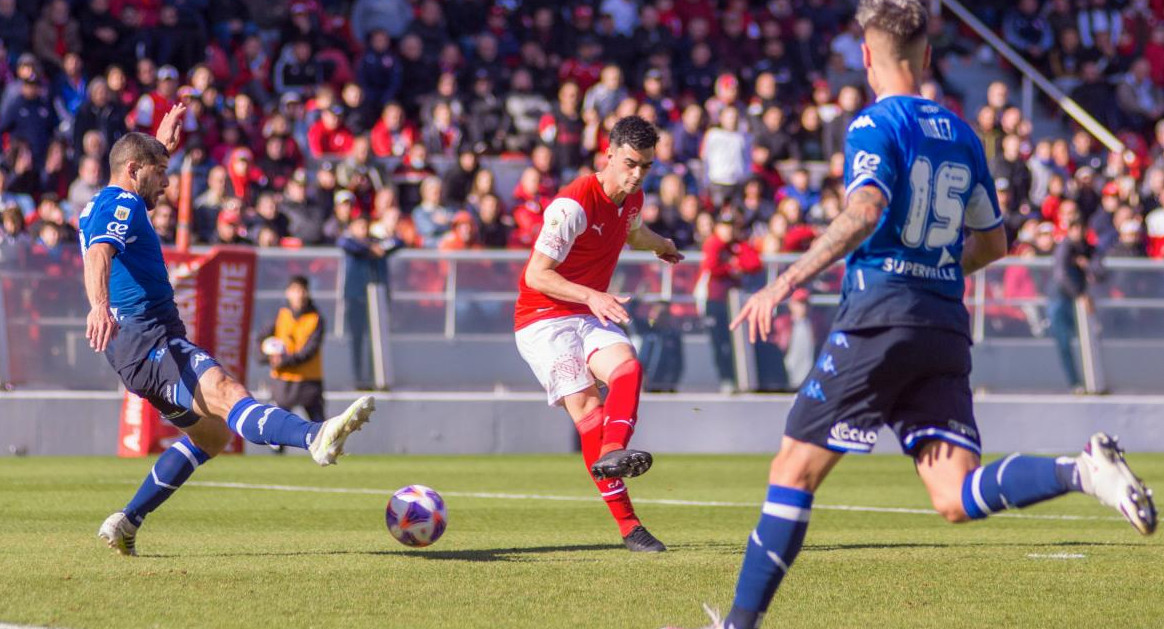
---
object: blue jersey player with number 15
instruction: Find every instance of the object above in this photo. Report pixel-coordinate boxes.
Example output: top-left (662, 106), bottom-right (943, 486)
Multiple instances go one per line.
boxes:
top-left (80, 103), bottom-right (376, 557)
top-left (670, 1), bottom-right (1156, 627)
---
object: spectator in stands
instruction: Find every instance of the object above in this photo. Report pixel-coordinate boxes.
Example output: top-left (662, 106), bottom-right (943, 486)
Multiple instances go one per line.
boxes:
top-left (392, 142), bottom-right (435, 212)
top-left (1071, 61), bottom-right (1121, 131)
top-left (701, 106), bottom-right (749, 206)
top-left (539, 81), bottom-right (586, 179)
top-left (0, 204), bottom-right (28, 266)
top-left (1048, 218), bottom-right (1093, 393)
top-left (337, 213), bottom-right (393, 390)
top-left (357, 29), bottom-right (401, 111)
top-left (1049, 27), bottom-right (1093, 95)
top-left (475, 193), bottom-right (510, 249)
top-left (993, 135), bottom-right (1033, 210)
top-left (644, 130), bottom-right (696, 195)
top-left (67, 156), bottom-right (102, 214)
top-left (974, 105), bottom-right (1003, 163)
top-left (412, 176), bottom-right (452, 248)
top-left (275, 38), bottom-right (322, 98)
top-left (1116, 59), bottom-right (1164, 136)
top-left (193, 166), bottom-right (229, 243)
top-left (281, 169), bottom-right (327, 246)
top-left (792, 104), bottom-right (826, 162)
top-left (370, 101), bottom-right (416, 158)
top-left (249, 192), bottom-right (289, 242)
top-left (634, 299), bottom-right (685, 393)
top-left (257, 135), bottom-right (299, 194)
top-left (325, 189), bottom-right (358, 243)
top-left (671, 103), bottom-right (705, 165)
top-left (583, 64), bottom-right (628, 120)
top-left (1003, 0), bottom-right (1053, 71)
top-left (308, 105), bottom-right (355, 158)
top-left (823, 85), bottom-right (862, 159)
top-left (504, 69), bottom-right (552, 153)
top-left (466, 70), bottom-right (506, 153)
top-left (465, 168), bottom-right (497, 213)
top-left (1108, 217), bottom-right (1147, 258)
top-left (32, 0), bottom-right (80, 74)
top-left (699, 209), bottom-right (762, 393)
top-left (0, 73), bottom-right (55, 169)
top-left (151, 203), bottom-right (177, 245)
top-left (0, 0), bottom-right (28, 60)
top-left (212, 201), bottom-right (250, 245)
top-left (129, 65), bottom-right (179, 137)
top-left (421, 100), bottom-right (462, 156)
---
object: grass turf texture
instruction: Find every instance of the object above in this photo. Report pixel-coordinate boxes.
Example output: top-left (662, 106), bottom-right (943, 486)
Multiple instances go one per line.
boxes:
top-left (1, 454), bottom-right (1162, 629)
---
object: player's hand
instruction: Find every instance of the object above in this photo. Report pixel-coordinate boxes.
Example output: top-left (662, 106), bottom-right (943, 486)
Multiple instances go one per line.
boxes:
top-left (586, 291), bottom-right (631, 327)
top-left (156, 103), bottom-right (188, 153)
top-left (730, 277), bottom-right (794, 343)
top-left (655, 238), bottom-right (685, 265)
top-left (86, 305), bottom-right (119, 353)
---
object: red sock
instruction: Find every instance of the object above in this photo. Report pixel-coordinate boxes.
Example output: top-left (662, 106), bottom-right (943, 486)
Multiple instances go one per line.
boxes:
top-left (599, 360), bottom-right (643, 456)
top-left (577, 405), bottom-right (641, 536)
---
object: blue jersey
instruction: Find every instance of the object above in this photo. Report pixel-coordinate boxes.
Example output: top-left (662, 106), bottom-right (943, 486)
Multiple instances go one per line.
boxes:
top-left (78, 186), bottom-right (173, 317)
top-left (833, 95), bottom-right (1003, 338)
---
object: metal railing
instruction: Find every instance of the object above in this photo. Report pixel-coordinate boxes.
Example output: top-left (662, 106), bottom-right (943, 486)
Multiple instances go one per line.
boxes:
top-left (939, 0), bottom-right (1126, 155)
top-left (3, 248), bottom-right (1164, 392)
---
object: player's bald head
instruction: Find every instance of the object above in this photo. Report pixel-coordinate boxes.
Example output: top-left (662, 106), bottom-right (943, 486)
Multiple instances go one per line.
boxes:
top-left (109, 132), bottom-right (170, 173)
top-left (856, 0), bottom-right (928, 62)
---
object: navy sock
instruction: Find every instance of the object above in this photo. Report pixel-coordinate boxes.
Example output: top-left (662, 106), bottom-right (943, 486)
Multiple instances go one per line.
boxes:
top-left (227, 397), bottom-right (319, 448)
top-left (725, 485), bottom-right (813, 629)
top-left (961, 454), bottom-right (1078, 520)
top-left (124, 437), bottom-right (210, 527)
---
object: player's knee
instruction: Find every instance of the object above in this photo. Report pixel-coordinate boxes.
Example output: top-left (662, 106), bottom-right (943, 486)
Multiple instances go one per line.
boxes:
top-left (931, 495), bottom-right (971, 524)
top-left (769, 452), bottom-right (821, 492)
top-left (189, 419), bottom-right (232, 457)
top-left (210, 377), bottom-right (250, 418)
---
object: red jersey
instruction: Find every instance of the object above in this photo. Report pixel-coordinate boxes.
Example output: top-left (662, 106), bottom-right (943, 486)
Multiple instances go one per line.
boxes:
top-left (514, 174), bottom-right (643, 330)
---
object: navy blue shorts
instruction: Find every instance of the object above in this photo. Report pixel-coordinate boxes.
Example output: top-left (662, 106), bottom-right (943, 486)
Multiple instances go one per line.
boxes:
top-left (785, 326), bottom-right (980, 456)
top-left (104, 303), bottom-right (220, 428)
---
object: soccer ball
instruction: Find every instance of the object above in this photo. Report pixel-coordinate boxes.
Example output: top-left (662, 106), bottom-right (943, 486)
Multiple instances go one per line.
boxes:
top-left (260, 336), bottom-right (285, 356)
top-left (385, 485), bottom-right (447, 547)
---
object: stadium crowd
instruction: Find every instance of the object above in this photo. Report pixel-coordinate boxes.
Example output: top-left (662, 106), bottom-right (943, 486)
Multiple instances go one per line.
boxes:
top-left (0, 0), bottom-right (1163, 267)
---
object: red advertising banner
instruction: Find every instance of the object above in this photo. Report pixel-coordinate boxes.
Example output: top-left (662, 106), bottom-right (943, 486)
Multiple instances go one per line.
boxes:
top-left (117, 246), bottom-right (257, 457)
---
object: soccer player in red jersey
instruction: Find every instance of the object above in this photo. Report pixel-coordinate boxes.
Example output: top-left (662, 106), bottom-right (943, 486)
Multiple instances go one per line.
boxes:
top-left (515, 115), bottom-right (683, 552)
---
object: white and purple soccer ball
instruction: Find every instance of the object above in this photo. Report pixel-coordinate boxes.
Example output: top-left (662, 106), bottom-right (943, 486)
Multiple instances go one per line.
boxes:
top-left (385, 484), bottom-right (447, 547)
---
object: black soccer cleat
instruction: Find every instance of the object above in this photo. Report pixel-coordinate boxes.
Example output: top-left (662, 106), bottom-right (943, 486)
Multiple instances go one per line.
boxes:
top-left (590, 448), bottom-right (653, 480)
top-left (623, 525), bottom-right (667, 552)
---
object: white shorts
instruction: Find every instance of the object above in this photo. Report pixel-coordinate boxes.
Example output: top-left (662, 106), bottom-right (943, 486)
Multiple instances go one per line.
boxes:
top-left (515, 315), bottom-right (632, 406)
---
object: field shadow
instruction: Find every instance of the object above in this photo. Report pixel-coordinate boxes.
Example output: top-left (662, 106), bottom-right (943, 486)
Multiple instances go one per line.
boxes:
top-left (807, 540), bottom-right (1150, 553)
top-left (144, 543), bottom-right (624, 562)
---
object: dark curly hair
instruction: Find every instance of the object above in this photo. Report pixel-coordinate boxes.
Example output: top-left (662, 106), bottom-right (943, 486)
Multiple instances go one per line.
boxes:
top-left (609, 115), bottom-right (660, 152)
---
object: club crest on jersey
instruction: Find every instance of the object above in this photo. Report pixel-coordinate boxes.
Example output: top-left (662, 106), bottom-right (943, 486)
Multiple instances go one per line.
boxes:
top-left (853, 151), bottom-right (882, 177)
top-left (114, 206), bottom-right (131, 221)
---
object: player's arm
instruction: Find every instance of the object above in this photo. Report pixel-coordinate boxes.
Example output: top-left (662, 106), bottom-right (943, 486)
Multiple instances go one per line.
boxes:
top-left (731, 185), bottom-right (887, 342)
top-left (626, 223), bottom-right (684, 264)
top-left (83, 242), bottom-right (120, 352)
top-left (155, 103), bottom-right (188, 154)
top-left (961, 224), bottom-right (1008, 275)
top-left (524, 252), bottom-right (630, 326)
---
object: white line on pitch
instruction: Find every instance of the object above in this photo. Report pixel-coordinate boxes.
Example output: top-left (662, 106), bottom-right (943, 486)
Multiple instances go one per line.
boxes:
top-left (0, 623), bottom-right (62, 629)
top-left (183, 481), bottom-right (1123, 522)
top-left (1027, 553), bottom-right (1087, 559)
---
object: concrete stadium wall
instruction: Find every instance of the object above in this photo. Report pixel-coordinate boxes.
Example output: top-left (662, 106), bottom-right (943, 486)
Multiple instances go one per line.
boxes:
top-left (2, 391), bottom-right (1163, 457)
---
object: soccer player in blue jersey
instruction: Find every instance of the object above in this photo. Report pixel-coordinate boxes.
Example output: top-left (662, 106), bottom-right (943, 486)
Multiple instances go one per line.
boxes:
top-left (670, 1), bottom-right (1157, 627)
top-left (81, 104), bottom-right (375, 557)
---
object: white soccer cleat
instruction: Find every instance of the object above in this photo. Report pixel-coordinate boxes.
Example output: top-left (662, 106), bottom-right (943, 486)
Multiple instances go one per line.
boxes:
top-left (97, 511), bottom-right (139, 557)
top-left (309, 395), bottom-right (375, 466)
top-left (660, 604), bottom-right (724, 629)
top-left (1077, 432), bottom-right (1158, 535)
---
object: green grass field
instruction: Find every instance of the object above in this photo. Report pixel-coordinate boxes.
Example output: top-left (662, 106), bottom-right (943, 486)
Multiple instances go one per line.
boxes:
top-left (2, 453), bottom-right (1162, 629)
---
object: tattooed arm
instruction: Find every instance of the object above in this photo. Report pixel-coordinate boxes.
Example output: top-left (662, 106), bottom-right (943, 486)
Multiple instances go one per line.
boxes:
top-left (730, 185), bottom-right (888, 342)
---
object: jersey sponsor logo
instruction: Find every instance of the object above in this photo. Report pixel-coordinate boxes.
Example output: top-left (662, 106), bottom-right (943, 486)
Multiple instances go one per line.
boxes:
top-left (106, 221), bottom-right (129, 238)
top-left (852, 150), bottom-right (882, 177)
top-left (829, 421), bottom-right (878, 446)
top-left (591, 223), bottom-right (605, 236)
top-left (881, 257), bottom-right (959, 281)
top-left (115, 206), bottom-right (131, 221)
top-left (849, 115), bottom-right (876, 131)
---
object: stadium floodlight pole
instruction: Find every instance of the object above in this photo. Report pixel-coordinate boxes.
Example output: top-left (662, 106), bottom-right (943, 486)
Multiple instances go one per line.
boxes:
top-left (175, 153), bottom-right (194, 252)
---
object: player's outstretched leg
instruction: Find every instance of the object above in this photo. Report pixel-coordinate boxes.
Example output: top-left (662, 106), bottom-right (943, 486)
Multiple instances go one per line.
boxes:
top-left (573, 402), bottom-right (666, 552)
top-left (956, 433), bottom-right (1156, 534)
top-left (590, 358), bottom-right (653, 480)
